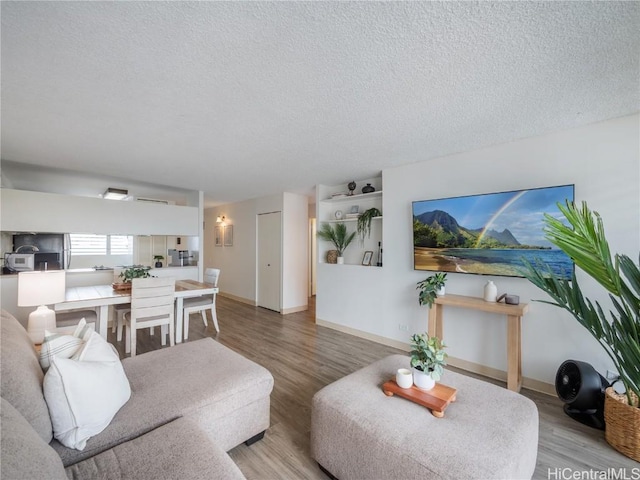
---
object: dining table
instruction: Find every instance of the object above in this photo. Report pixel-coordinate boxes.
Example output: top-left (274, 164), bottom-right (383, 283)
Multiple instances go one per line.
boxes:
top-left (54, 279), bottom-right (218, 343)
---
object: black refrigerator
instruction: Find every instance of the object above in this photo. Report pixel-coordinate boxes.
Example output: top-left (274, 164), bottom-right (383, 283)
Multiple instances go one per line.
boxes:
top-left (12, 233), bottom-right (68, 270)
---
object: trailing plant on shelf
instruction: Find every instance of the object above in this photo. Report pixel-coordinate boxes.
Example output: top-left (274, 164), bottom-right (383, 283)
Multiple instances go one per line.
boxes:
top-left (356, 207), bottom-right (382, 243)
top-left (523, 201), bottom-right (639, 407)
top-left (118, 265), bottom-right (152, 283)
top-left (410, 333), bottom-right (447, 381)
top-left (317, 223), bottom-right (356, 260)
top-left (416, 272), bottom-right (448, 308)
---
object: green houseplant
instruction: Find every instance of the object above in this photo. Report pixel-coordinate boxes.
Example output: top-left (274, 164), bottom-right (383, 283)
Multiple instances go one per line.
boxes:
top-left (523, 201), bottom-right (639, 460)
top-left (118, 265), bottom-right (152, 283)
top-left (410, 333), bottom-right (447, 390)
top-left (153, 255), bottom-right (164, 268)
top-left (356, 207), bottom-right (382, 244)
top-left (416, 272), bottom-right (448, 307)
top-left (317, 222), bottom-right (356, 264)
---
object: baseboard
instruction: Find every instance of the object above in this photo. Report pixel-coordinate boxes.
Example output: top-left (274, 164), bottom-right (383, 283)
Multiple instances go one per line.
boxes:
top-left (316, 318), bottom-right (411, 352)
top-left (281, 305), bottom-right (308, 315)
top-left (316, 318), bottom-right (555, 396)
top-left (218, 292), bottom-right (257, 306)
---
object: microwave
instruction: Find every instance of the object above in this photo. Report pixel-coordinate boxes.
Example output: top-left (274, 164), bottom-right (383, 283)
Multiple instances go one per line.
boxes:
top-left (4, 252), bottom-right (61, 272)
top-left (5, 253), bottom-right (35, 272)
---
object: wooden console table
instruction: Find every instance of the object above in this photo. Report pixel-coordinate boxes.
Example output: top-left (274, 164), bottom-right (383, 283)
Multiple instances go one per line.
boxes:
top-left (428, 294), bottom-right (529, 392)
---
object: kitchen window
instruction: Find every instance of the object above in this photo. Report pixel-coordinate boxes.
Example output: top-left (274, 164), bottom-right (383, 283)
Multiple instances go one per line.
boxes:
top-left (69, 234), bottom-right (133, 256)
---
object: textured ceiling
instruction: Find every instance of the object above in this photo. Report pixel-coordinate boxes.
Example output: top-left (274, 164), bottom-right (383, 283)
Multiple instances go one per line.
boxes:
top-left (1, 1), bottom-right (639, 207)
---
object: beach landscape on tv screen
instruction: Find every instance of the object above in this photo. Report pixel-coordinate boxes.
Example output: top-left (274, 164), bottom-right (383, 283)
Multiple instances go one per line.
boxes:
top-left (412, 185), bottom-right (575, 279)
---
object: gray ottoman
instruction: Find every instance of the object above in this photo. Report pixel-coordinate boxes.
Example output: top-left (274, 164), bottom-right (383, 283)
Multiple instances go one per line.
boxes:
top-left (311, 355), bottom-right (538, 480)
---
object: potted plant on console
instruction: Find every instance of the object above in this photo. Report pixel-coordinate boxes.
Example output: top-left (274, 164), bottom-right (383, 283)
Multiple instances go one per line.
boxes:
top-left (416, 272), bottom-right (448, 308)
top-left (317, 223), bottom-right (356, 265)
top-left (410, 333), bottom-right (447, 391)
top-left (523, 201), bottom-right (639, 462)
top-left (113, 265), bottom-right (152, 291)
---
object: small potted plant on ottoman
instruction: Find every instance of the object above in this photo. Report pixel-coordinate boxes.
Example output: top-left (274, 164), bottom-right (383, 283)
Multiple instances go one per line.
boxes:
top-left (410, 333), bottom-right (447, 391)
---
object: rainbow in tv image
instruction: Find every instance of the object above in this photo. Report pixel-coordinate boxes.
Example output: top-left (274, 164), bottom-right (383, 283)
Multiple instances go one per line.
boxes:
top-left (412, 185), bottom-right (575, 279)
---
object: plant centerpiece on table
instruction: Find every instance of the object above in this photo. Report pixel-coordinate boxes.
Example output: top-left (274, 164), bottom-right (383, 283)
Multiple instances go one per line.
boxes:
top-left (409, 333), bottom-right (447, 390)
top-left (317, 222), bottom-right (356, 264)
top-left (114, 265), bottom-right (152, 290)
top-left (153, 255), bottom-right (164, 268)
top-left (416, 272), bottom-right (448, 307)
top-left (356, 207), bottom-right (382, 244)
top-left (523, 201), bottom-right (639, 461)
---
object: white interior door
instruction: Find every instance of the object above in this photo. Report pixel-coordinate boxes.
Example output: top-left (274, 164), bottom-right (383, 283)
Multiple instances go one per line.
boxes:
top-left (257, 211), bottom-right (282, 312)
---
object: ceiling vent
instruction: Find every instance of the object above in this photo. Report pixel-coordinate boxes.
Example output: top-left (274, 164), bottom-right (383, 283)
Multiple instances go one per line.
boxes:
top-left (135, 197), bottom-right (173, 205)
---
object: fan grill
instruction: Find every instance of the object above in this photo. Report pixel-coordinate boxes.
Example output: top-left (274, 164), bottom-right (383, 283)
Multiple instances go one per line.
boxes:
top-left (556, 362), bottom-right (581, 402)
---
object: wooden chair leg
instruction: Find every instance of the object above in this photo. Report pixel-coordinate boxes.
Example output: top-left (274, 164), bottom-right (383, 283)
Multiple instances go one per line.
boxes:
top-left (201, 311), bottom-right (208, 327)
top-left (160, 324), bottom-right (167, 346)
top-left (184, 313), bottom-right (190, 341)
top-left (130, 328), bottom-right (137, 357)
top-left (169, 318), bottom-right (175, 347)
top-left (211, 306), bottom-right (220, 333)
top-left (125, 325), bottom-right (131, 354)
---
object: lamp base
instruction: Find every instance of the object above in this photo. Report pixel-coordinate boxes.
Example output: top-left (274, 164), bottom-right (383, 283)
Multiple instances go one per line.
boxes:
top-left (27, 305), bottom-right (57, 344)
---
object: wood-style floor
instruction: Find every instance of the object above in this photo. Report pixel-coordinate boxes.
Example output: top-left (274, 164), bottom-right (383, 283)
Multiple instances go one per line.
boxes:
top-left (109, 296), bottom-right (638, 479)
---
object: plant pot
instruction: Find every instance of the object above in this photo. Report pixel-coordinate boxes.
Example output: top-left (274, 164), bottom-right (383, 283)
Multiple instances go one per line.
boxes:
top-left (155, 261), bottom-right (162, 268)
top-left (412, 368), bottom-right (435, 391)
top-left (337, 257), bottom-right (344, 265)
top-left (604, 387), bottom-right (640, 462)
top-left (436, 286), bottom-right (445, 296)
top-left (326, 250), bottom-right (338, 264)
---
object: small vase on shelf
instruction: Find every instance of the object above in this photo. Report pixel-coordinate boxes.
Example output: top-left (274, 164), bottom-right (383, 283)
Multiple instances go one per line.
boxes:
top-left (361, 183), bottom-right (375, 194)
top-left (484, 281), bottom-right (497, 302)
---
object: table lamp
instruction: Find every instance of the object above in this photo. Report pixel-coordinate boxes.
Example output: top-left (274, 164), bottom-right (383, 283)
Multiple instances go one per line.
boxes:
top-left (17, 271), bottom-right (66, 344)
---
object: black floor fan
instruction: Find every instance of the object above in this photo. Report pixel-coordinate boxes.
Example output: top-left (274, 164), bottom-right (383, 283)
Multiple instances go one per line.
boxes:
top-left (555, 360), bottom-right (609, 430)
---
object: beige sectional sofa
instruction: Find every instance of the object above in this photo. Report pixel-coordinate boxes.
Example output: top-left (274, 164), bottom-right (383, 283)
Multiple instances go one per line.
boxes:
top-left (0, 309), bottom-right (274, 479)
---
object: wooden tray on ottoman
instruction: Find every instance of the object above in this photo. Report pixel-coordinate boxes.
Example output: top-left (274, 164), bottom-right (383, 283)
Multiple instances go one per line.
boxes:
top-left (382, 379), bottom-right (457, 418)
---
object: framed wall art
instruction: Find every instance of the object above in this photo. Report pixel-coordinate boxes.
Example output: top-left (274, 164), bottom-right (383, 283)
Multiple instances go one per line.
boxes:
top-left (214, 226), bottom-right (223, 247)
top-left (224, 225), bottom-right (233, 247)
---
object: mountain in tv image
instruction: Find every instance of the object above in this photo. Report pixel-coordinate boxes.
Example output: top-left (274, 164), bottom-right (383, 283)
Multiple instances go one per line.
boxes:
top-left (413, 210), bottom-right (541, 249)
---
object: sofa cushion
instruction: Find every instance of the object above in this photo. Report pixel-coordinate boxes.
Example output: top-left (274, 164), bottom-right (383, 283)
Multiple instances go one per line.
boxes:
top-left (53, 337), bottom-right (274, 466)
top-left (44, 332), bottom-right (131, 450)
top-left (65, 417), bottom-right (246, 480)
top-left (0, 397), bottom-right (67, 480)
top-left (0, 309), bottom-right (53, 442)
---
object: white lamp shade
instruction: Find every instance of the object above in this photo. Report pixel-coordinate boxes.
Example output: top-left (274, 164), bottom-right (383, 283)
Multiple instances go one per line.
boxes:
top-left (18, 271), bottom-right (66, 307)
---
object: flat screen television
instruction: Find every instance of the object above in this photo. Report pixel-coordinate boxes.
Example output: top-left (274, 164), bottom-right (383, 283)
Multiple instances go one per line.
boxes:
top-left (412, 184), bottom-right (575, 279)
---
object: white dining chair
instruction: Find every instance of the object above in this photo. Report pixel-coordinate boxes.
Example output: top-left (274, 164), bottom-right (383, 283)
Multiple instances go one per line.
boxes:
top-left (124, 277), bottom-right (176, 357)
top-left (182, 268), bottom-right (220, 340)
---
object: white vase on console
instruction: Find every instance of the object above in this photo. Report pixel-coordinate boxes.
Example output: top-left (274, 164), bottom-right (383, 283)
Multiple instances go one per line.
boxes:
top-left (484, 280), bottom-right (497, 302)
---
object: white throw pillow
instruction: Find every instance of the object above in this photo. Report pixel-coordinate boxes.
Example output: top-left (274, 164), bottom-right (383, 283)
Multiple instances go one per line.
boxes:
top-left (39, 333), bottom-right (83, 371)
top-left (43, 332), bottom-right (131, 450)
top-left (39, 318), bottom-right (93, 371)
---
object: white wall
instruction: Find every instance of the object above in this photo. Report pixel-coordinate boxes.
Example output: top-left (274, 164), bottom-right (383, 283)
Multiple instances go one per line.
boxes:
top-left (204, 198), bottom-right (259, 303)
top-left (1, 189), bottom-right (199, 235)
top-left (282, 192), bottom-right (309, 312)
top-left (317, 114), bottom-right (639, 389)
top-left (203, 192), bottom-right (309, 312)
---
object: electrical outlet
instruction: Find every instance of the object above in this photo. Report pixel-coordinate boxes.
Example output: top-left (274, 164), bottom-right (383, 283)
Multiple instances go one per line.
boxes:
top-left (398, 324), bottom-right (409, 332)
top-left (606, 369), bottom-right (619, 381)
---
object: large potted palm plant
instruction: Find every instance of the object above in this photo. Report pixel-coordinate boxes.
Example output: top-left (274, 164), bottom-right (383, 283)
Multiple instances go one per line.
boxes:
top-left (317, 223), bottom-right (356, 264)
top-left (523, 201), bottom-right (639, 461)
